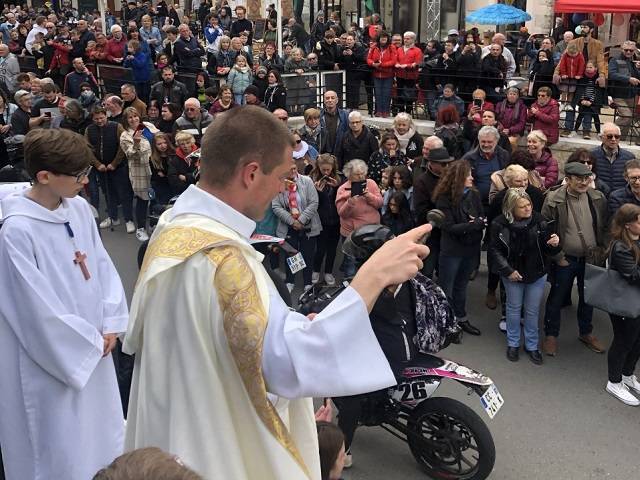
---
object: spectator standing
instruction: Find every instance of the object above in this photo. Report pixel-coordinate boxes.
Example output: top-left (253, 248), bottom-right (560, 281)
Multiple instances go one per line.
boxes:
top-left (394, 31), bottom-right (421, 114)
top-left (208, 84), bottom-right (236, 116)
top-left (88, 33), bottom-right (109, 62)
top-left (367, 31), bottom-right (397, 117)
top-left (140, 15), bottom-right (162, 57)
top-left (605, 204), bottom-right (640, 405)
top-left (230, 5), bottom-right (253, 42)
top-left (105, 25), bottom-right (127, 64)
top-left (335, 159), bottom-right (383, 277)
top-left (263, 69), bottom-right (287, 112)
top-left (461, 126), bottom-right (510, 210)
top-left (608, 159), bottom-right (640, 216)
top-left (481, 33), bottom-right (516, 79)
top-left (162, 26), bottom-right (179, 65)
top-left (527, 130), bottom-right (558, 189)
top-left (529, 49), bottom-right (557, 99)
top-left (214, 35), bottom-right (236, 77)
top-left (168, 131), bottom-right (198, 194)
top-left (319, 89), bottom-right (349, 155)
top-left (433, 159), bottom-right (484, 336)
top-left (315, 30), bottom-right (340, 71)
top-left (25, 15), bottom-right (48, 54)
top-left (335, 110), bottom-right (378, 169)
top-left (368, 131), bottom-right (408, 186)
top-left (120, 83), bottom-right (147, 119)
top-left (541, 161), bottom-right (608, 356)
top-left (259, 42), bottom-right (284, 72)
top-left (298, 107), bottom-right (324, 152)
top-left (63, 58), bottom-right (98, 99)
top-left (0, 12), bottom-right (19, 44)
top-left (393, 112), bottom-right (423, 162)
top-left (591, 122), bottom-right (635, 192)
top-left (555, 20), bottom-right (607, 87)
top-left (572, 61), bottom-right (605, 139)
top-left (173, 98), bottom-right (213, 145)
top-left (104, 95), bottom-right (124, 124)
top-left (608, 40), bottom-right (640, 142)
top-left (489, 188), bottom-right (561, 363)
top-left (226, 54), bottom-right (253, 105)
top-left (120, 107), bottom-right (158, 242)
top-left (495, 87), bottom-right (528, 150)
top-left (310, 154), bottom-right (343, 286)
top-left (434, 104), bottom-right (465, 159)
top-left (563, 148), bottom-right (610, 197)
top-left (527, 86), bottom-right (560, 145)
top-left (204, 14), bottom-right (224, 62)
top-left (340, 33), bottom-right (373, 114)
top-left (310, 10), bottom-right (328, 44)
top-left (156, 102), bottom-right (181, 135)
top-left (556, 42), bottom-right (586, 134)
top-left (123, 40), bottom-right (151, 102)
top-left (150, 66), bottom-right (189, 106)
top-left (413, 145), bottom-right (452, 276)
top-left (481, 44), bottom-right (507, 99)
top-left (431, 84), bottom-right (465, 121)
top-left (174, 24), bottom-right (204, 73)
top-left (11, 90), bottom-right (34, 136)
top-left (272, 164), bottom-right (321, 293)
top-left (85, 107), bottom-right (129, 228)
top-left (0, 44), bottom-right (20, 93)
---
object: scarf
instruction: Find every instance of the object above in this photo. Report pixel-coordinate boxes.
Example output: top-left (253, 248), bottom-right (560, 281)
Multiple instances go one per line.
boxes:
top-left (394, 127), bottom-right (416, 153)
top-left (287, 178), bottom-right (300, 219)
top-left (234, 64), bottom-right (250, 74)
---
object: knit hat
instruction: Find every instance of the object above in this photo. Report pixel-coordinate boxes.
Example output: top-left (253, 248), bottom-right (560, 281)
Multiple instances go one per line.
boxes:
top-left (244, 85), bottom-right (259, 97)
top-left (256, 66), bottom-right (268, 76)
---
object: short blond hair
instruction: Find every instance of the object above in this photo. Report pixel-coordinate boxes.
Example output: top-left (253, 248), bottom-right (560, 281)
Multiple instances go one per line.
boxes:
top-left (174, 131), bottom-right (195, 145)
top-left (503, 164), bottom-right (528, 185)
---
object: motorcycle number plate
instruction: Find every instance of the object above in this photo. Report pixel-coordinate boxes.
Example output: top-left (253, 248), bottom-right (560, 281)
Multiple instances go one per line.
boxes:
top-left (286, 252), bottom-right (306, 274)
top-left (480, 383), bottom-right (504, 419)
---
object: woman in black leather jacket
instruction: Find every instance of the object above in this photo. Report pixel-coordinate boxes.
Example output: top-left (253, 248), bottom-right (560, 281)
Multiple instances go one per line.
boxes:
top-left (605, 204), bottom-right (640, 406)
top-left (433, 159), bottom-right (484, 336)
top-left (489, 188), bottom-right (560, 364)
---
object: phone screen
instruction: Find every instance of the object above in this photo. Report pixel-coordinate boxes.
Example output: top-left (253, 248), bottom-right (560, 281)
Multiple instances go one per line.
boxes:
top-left (135, 123), bottom-right (144, 132)
top-left (350, 180), bottom-right (365, 197)
top-left (473, 99), bottom-right (482, 107)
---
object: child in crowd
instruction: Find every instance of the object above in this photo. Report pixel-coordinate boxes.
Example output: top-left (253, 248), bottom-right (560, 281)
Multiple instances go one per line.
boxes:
top-left (556, 42), bottom-right (585, 134)
top-left (0, 128), bottom-right (128, 479)
top-left (573, 61), bottom-right (605, 139)
top-left (317, 421), bottom-right (347, 480)
top-left (226, 54), bottom-right (253, 105)
top-left (382, 190), bottom-right (414, 236)
top-left (382, 164), bottom-right (414, 215)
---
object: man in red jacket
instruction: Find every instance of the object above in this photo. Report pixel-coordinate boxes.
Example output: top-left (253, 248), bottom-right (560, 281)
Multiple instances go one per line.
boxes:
top-left (394, 31), bottom-right (422, 114)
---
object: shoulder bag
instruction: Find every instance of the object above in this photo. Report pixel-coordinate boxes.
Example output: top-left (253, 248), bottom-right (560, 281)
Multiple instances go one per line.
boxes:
top-left (584, 251), bottom-right (640, 318)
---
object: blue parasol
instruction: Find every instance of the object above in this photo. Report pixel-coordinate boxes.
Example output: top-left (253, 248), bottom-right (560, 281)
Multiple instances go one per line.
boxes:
top-left (465, 4), bottom-right (532, 25)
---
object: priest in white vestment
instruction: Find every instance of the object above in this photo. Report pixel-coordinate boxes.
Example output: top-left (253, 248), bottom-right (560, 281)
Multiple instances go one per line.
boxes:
top-left (0, 129), bottom-right (129, 480)
top-left (124, 107), bottom-right (430, 480)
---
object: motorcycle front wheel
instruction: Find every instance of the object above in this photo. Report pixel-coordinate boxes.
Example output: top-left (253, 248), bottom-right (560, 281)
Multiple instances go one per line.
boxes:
top-left (406, 397), bottom-right (495, 480)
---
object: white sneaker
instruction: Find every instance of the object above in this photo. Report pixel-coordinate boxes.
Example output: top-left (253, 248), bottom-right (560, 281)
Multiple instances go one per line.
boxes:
top-left (135, 228), bottom-right (149, 242)
top-left (99, 217), bottom-right (120, 229)
top-left (622, 375), bottom-right (640, 394)
top-left (567, 131), bottom-right (578, 138)
top-left (324, 273), bottom-right (336, 286)
top-left (344, 453), bottom-right (353, 469)
top-left (125, 221), bottom-right (136, 234)
top-left (606, 381), bottom-right (640, 406)
top-left (286, 283), bottom-right (294, 293)
top-left (312, 271), bottom-right (320, 284)
top-left (498, 319), bottom-right (507, 332)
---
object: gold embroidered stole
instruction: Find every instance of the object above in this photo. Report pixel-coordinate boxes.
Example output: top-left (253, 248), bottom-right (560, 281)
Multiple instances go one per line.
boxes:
top-left (139, 225), bottom-right (310, 478)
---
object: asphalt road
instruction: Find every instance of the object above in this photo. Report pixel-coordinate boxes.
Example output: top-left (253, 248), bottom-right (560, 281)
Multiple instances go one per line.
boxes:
top-left (103, 225), bottom-right (639, 480)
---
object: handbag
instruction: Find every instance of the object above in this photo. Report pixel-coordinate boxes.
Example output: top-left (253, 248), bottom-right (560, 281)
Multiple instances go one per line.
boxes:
top-left (584, 258), bottom-right (640, 318)
top-left (566, 196), bottom-right (607, 266)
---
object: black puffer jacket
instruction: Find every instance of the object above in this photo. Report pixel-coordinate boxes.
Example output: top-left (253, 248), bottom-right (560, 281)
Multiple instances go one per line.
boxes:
top-left (489, 211), bottom-right (560, 283)
top-left (610, 239), bottom-right (640, 286)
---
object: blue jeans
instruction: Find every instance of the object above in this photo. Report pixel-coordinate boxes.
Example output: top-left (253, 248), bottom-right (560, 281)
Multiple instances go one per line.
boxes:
top-left (543, 256), bottom-right (593, 337)
top-left (437, 254), bottom-right (476, 320)
top-left (373, 77), bottom-right (393, 114)
top-left (234, 93), bottom-right (245, 105)
top-left (502, 275), bottom-right (547, 350)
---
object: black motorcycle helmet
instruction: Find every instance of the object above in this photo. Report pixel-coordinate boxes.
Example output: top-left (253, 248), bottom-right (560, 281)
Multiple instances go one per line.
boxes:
top-left (342, 224), bottom-right (395, 265)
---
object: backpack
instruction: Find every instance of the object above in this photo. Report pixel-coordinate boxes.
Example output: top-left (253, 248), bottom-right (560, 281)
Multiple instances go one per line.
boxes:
top-left (410, 273), bottom-right (459, 353)
top-left (435, 126), bottom-right (464, 159)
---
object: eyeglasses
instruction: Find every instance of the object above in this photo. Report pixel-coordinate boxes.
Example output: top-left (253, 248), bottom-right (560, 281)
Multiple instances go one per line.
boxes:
top-left (605, 134), bottom-right (621, 139)
top-left (579, 160), bottom-right (593, 165)
top-left (623, 49), bottom-right (636, 52)
top-left (571, 175), bottom-right (592, 183)
top-left (537, 94), bottom-right (548, 98)
top-left (628, 176), bottom-right (640, 183)
top-left (58, 165), bottom-right (92, 183)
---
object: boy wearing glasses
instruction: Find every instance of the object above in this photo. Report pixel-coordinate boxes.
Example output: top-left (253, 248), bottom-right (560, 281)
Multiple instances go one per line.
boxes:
top-left (0, 129), bottom-right (128, 480)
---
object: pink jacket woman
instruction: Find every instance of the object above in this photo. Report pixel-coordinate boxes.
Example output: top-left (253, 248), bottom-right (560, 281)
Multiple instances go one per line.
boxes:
top-left (336, 178), bottom-right (383, 237)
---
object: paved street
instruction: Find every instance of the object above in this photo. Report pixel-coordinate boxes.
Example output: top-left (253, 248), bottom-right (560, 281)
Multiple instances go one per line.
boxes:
top-left (103, 226), bottom-right (639, 480)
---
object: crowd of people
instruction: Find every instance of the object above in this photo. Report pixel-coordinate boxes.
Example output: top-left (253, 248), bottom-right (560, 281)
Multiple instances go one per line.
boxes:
top-left (3, 2), bottom-right (640, 480)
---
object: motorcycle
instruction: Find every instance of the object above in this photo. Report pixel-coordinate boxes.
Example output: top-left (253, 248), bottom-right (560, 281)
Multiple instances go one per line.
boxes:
top-left (298, 219), bottom-right (503, 479)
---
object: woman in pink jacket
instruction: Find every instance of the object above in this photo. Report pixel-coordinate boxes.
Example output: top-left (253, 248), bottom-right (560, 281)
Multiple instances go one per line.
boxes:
top-left (336, 159), bottom-right (383, 276)
top-left (527, 129), bottom-right (559, 189)
top-left (527, 86), bottom-right (560, 145)
top-left (367, 31), bottom-right (397, 117)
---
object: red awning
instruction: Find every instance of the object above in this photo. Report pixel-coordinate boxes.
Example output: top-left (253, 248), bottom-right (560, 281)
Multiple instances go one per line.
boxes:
top-left (555, 0), bottom-right (640, 13)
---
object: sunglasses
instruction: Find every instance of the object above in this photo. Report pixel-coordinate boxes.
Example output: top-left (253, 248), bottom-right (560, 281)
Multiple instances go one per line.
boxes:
top-left (579, 160), bottom-right (593, 165)
top-left (605, 134), bottom-right (621, 139)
